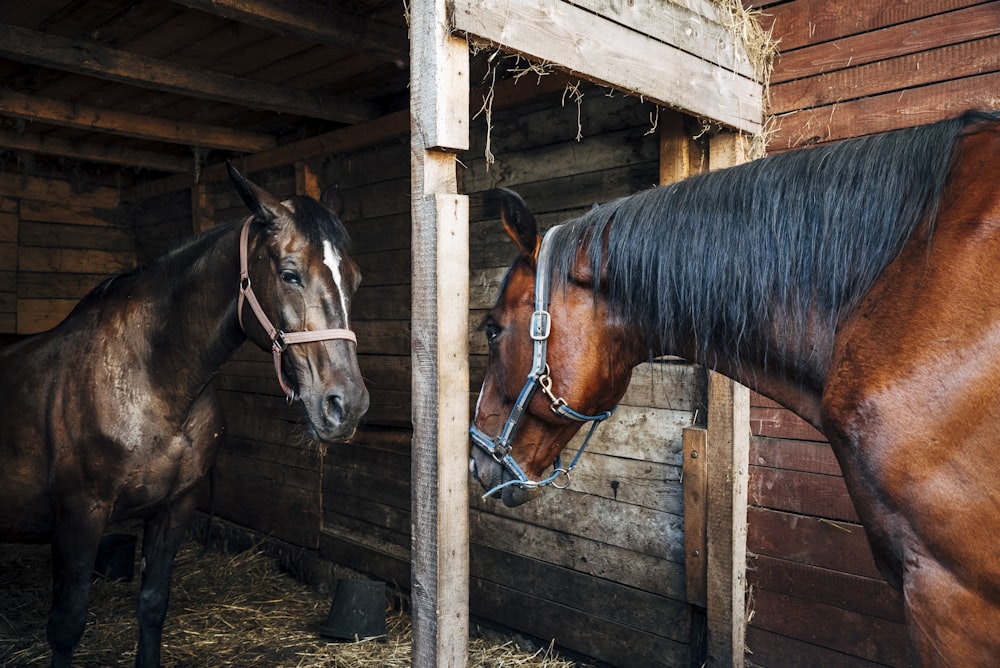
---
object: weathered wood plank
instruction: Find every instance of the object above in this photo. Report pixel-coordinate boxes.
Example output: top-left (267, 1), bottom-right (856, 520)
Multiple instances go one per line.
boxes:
top-left (747, 507), bottom-right (882, 579)
top-left (770, 34), bottom-right (1000, 115)
top-left (683, 427), bottom-right (709, 608)
top-left (0, 174), bottom-right (119, 208)
top-left (171, 0), bottom-right (408, 63)
top-left (452, 0), bottom-right (763, 133)
top-left (772, 3), bottom-right (1000, 84)
top-left (750, 554), bottom-right (903, 622)
top-left (0, 88), bottom-right (275, 153)
top-left (745, 626), bottom-right (893, 668)
top-left (768, 71), bottom-right (1000, 149)
top-left (0, 22), bottom-right (377, 123)
top-left (750, 436), bottom-right (842, 476)
top-left (471, 573), bottom-right (691, 668)
top-left (470, 508), bottom-right (687, 600)
top-left (749, 588), bottom-right (910, 666)
top-left (758, 0), bottom-right (986, 55)
top-left (472, 542), bottom-right (692, 642)
top-left (409, 0), bottom-right (470, 663)
top-left (749, 466), bottom-right (858, 522)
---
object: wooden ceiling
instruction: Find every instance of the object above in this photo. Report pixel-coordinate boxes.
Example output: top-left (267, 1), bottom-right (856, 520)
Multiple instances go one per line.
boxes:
top-left (0, 0), bottom-right (410, 179)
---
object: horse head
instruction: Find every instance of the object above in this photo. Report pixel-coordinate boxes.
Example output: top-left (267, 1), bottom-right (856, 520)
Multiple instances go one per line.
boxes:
top-left (229, 164), bottom-right (369, 442)
top-left (470, 190), bottom-right (643, 506)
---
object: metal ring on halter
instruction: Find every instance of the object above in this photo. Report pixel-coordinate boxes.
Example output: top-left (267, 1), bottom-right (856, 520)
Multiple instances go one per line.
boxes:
top-left (550, 468), bottom-right (571, 489)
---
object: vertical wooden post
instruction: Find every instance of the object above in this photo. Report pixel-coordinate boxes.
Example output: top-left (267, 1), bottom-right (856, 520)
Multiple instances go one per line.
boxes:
top-left (295, 161), bottom-right (321, 200)
top-left (191, 180), bottom-right (213, 234)
top-left (409, 0), bottom-right (470, 666)
top-left (704, 130), bottom-right (751, 668)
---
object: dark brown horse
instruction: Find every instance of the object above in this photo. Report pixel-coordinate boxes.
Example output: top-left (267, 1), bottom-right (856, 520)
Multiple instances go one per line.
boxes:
top-left (471, 110), bottom-right (1000, 665)
top-left (0, 165), bottom-right (369, 667)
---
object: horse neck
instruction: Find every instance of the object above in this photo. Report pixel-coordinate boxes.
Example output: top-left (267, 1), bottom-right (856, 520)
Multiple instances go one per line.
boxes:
top-left (142, 222), bottom-right (247, 392)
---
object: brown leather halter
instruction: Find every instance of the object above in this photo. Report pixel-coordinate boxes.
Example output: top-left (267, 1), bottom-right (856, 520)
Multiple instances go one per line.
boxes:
top-left (237, 216), bottom-right (357, 401)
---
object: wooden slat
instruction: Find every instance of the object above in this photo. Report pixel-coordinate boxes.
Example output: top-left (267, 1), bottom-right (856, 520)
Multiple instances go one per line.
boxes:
top-left (0, 127), bottom-right (189, 172)
top-left (471, 508), bottom-right (687, 600)
top-left (451, 0), bottom-right (763, 134)
top-left (0, 173), bottom-right (118, 207)
top-left (471, 572), bottom-right (691, 668)
top-left (749, 466), bottom-right (858, 522)
top-left (750, 436), bottom-right (842, 476)
top-left (0, 22), bottom-right (377, 124)
top-left (750, 554), bottom-right (904, 623)
top-left (749, 589), bottom-right (910, 666)
top-left (751, 405), bottom-right (827, 441)
top-left (745, 626), bottom-right (893, 668)
top-left (770, 34), bottom-right (1000, 115)
top-left (755, 0), bottom-right (984, 53)
top-left (683, 427), bottom-right (709, 608)
top-left (769, 71), bottom-right (1000, 148)
top-left (171, 0), bottom-right (408, 64)
top-left (747, 507), bottom-right (883, 580)
top-left (771, 3), bottom-right (1000, 84)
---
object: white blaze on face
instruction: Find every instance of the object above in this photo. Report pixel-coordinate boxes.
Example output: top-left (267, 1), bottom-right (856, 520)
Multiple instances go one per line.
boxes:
top-left (323, 240), bottom-right (350, 326)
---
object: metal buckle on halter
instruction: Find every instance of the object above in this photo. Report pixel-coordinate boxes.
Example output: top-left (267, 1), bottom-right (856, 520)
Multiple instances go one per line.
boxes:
top-left (529, 310), bottom-right (551, 341)
top-left (272, 330), bottom-right (287, 352)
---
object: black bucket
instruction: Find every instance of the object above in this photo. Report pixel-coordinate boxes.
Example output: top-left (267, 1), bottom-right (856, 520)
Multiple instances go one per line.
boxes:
top-left (319, 579), bottom-right (387, 641)
top-left (94, 533), bottom-right (137, 582)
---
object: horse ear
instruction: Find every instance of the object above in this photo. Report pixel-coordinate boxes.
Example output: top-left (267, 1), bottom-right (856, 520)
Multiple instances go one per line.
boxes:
top-left (496, 188), bottom-right (540, 264)
top-left (227, 162), bottom-right (286, 228)
top-left (321, 183), bottom-right (345, 218)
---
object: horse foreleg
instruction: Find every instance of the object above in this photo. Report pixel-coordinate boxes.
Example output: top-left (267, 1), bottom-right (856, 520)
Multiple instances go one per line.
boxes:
top-left (46, 514), bottom-right (106, 668)
top-left (133, 492), bottom-right (197, 668)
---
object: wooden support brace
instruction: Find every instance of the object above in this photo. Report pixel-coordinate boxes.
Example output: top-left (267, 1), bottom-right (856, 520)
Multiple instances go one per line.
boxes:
top-left (409, 0), bottom-right (470, 666)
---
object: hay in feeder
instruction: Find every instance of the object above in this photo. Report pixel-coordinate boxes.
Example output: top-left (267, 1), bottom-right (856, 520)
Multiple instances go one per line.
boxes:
top-left (0, 540), bottom-right (589, 667)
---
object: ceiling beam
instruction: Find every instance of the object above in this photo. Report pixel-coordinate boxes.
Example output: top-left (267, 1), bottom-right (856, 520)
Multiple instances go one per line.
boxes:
top-left (170, 0), bottom-right (408, 65)
top-left (0, 90), bottom-right (276, 153)
top-left (0, 128), bottom-right (190, 173)
top-left (0, 22), bottom-right (380, 124)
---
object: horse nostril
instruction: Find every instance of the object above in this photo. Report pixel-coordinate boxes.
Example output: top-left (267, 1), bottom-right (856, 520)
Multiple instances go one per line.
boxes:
top-left (327, 395), bottom-right (345, 424)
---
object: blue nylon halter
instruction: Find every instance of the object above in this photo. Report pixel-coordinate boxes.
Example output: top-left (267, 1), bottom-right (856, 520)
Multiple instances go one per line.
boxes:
top-left (470, 224), bottom-right (616, 499)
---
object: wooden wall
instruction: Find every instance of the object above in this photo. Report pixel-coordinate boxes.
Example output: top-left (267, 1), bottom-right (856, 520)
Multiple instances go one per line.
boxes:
top-left (743, 0), bottom-right (999, 665)
top-left (0, 171), bottom-right (133, 335)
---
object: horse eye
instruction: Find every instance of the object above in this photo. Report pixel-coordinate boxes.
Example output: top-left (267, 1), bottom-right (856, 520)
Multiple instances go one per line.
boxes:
top-left (280, 270), bottom-right (302, 286)
top-left (485, 323), bottom-right (502, 345)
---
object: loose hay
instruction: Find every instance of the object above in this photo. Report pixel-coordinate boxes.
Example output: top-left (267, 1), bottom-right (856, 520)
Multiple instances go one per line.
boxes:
top-left (0, 541), bottom-right (588, 667)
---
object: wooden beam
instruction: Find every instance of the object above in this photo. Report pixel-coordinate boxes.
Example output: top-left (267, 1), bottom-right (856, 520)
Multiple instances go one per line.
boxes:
top-left (170, 0), bottom-right (408, 65)
top-left (450, 0), bottom-right (763, 134)
top-left (0, 89), bottom-right (275, 154)
top-left (0, 22), bottom-right (378, 124)
top-left (0, 127), bottom-right (189, 173)
top-left (410, 0), bottom-right (470, 664)
top-left (0, 173), bottom-right (119, 208)
top-left (123, 110), bottom-right (409, 201)
top-left (703, 129), bottom-right (752, 668)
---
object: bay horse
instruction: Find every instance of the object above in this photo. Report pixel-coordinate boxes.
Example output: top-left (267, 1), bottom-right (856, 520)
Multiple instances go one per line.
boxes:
top-left (0, 164), bottom-right (369, 667)
top-left (470, 110), bottom-right (1000, 665)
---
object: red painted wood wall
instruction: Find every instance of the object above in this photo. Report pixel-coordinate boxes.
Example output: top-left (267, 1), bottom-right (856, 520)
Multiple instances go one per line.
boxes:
top-left (742, 0), bottom-right (999, 664)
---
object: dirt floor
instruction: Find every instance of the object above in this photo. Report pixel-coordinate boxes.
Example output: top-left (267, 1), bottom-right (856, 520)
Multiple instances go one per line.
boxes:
top-left (0, 539), bottom-right (589, 667)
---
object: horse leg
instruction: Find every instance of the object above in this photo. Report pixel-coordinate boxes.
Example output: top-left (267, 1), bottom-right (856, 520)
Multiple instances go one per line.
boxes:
top-left (46, 513), bottom-right (106, 668)
top-left (134, 492), bottom-right (197, 668)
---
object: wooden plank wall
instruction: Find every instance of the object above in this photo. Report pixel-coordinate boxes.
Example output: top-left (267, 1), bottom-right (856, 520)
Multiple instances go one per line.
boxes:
top-left (464, 86), bottom-right (701, 667)
top-left (751, 0), bottom-right (1000, 149)
top-left (742, 0), bottom-right (999, 665)
top-left (0, 173), bottom-right (133, 335)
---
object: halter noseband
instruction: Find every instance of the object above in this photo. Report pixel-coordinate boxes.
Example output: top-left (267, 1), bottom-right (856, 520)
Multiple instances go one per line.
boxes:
top-left (470, 224), bottom-right (616, 499)
top-left (237, 216), bottom-right (358, 401)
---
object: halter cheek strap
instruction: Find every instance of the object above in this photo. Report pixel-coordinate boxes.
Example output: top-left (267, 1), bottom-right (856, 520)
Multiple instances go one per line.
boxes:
top-left (237, 216), bottom-right (358, 401)
top-left (470, 224), bottom-right (616, 499)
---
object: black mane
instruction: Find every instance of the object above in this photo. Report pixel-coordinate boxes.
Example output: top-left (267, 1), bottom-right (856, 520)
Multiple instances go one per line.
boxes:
top-left (548, 110), bottom-right (999, 362)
